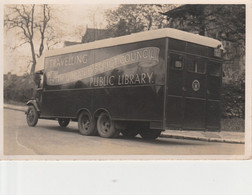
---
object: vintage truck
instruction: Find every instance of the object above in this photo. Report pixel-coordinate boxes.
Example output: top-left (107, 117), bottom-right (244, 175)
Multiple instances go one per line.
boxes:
top-left (26, 28), bottom-right (223, 139)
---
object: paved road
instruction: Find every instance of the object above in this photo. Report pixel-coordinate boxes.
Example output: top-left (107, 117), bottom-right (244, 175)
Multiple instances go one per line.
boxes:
top-left (3, 109), bottom-right (244, 156)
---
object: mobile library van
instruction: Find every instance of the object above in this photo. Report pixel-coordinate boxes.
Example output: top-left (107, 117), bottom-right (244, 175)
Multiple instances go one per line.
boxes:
top-left (26, 28), bottom-right (223, 139)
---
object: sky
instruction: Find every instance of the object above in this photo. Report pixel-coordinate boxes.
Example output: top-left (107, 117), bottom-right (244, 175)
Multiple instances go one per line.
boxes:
top-left (3, 4), bottom-right (119, 75)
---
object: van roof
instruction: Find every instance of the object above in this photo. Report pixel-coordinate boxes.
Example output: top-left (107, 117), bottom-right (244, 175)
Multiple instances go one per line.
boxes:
top-left (36, 28), bottom-right (223, 72)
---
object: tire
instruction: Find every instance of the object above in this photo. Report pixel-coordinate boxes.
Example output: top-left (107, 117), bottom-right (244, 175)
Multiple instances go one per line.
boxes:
top-left (97, 112), bottom-right (117, 138)
top-left (121, 124), bottom-right (139, 138)
top-left (139, 129), bottom-right (161, 140)
top-left (78, 111), bottom-right (96, 136)
top-left (58, 118), bottom-right (70, 128)
top-left (26, 105), bottom-right (38, 127)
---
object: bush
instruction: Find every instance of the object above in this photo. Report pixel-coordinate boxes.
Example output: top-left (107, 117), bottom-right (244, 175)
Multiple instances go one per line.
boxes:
top-left (221, 72), bottom-right (245, 118)
top-left (4, 74), bottom-right (37, 103)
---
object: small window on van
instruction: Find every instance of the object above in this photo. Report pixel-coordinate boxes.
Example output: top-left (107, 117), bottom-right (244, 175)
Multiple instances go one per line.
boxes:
top-left (208, 61), bottom-right (221, 76)
top-left (170, 53), bottom-right (184, 70)
top-left (187, 57), bottom-right (206, 74)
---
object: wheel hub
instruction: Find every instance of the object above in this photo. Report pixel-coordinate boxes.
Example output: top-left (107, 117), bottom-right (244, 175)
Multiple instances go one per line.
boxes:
top-left (28, 111), bottom-right (34, 121)
top-left (102, 121), bottom-right (110, 132)
top-left (83, 120), bottom-right (90, 130)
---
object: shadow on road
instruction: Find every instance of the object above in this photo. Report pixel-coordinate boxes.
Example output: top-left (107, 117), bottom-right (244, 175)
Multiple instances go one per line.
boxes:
top-left (39, 125), bottom-right (79, 133)
top-left (37, 124), bottom-right (203, 146)
top-left (118, 136), bottom-right (204, 146)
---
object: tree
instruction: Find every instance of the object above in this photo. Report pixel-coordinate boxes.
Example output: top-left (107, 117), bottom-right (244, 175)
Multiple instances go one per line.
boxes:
top-left (164, 5), bottom-right (245, 79)
top-left (164, 5), bottom-right (245, 54)
top-left (4, 73), bottom-right (35, 103)
top-left (4, 4), bottom-right (55, 76)
top-left (105, 4), bottom-right (178, 37)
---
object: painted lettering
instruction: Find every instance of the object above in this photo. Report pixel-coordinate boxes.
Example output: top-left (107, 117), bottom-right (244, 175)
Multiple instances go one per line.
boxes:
top-left (135, 74), bottom-right (140, 84)
top-left (141, 73), bottom-right (146, 83)
top-left (109, 76), bottom-right (115, 86)
top-left (143, 49), bottom-right (148, 58)
top-left (136, 51), bottom-right (142, 59)
top-left (147, 72), bottom-right (153, 83)
top-left (130, 74), bottom-right (135, 84)
top-left (46, 47), bottom-right (160, 86)
top-left (124, 74), bottom-right (129, 85)
top-left (88, 72), bottom-right (155, 87)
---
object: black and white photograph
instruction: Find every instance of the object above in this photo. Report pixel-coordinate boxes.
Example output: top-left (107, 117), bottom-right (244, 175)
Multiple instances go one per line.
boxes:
top-left (1, 3), bottom-right (249, 158)
top-left (1, 1), bottom-right (252, 195)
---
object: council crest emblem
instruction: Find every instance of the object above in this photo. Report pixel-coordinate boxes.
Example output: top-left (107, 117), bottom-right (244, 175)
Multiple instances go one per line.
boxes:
top-left (192, 80), bottom-right (200, 91)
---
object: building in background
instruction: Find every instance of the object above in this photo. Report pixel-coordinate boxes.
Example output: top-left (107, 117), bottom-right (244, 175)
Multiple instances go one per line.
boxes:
top-left (64, 27), bottom-right (113, 47)
top-left (81, 28), bottom-right (113, 43)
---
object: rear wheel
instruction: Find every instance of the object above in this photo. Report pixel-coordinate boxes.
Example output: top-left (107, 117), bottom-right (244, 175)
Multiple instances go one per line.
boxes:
top-left (58, 118), bottom-right (70, 128)
top-left (139, 129), bottom-right (161, 140)
top-left (78, 111), bottom-right (96, 136)
top-left (26, 105), bottom-right (38, 127)
top-left (97, 112), bottom-right (118, 138)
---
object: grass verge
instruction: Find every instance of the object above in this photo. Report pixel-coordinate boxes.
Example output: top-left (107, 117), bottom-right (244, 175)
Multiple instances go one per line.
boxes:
top-left (221, 118), bottom-right (245, 132)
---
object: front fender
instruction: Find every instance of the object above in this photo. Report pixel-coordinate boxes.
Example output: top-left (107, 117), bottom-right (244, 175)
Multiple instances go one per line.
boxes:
top-left (26, 100), bottom-right (40, 112)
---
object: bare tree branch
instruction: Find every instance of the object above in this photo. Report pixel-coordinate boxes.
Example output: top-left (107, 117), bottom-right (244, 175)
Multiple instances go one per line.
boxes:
top-left (37, 4), bottom-right (50, 57)
top-left (4, 4), bottom-right (53, 76)
top-left (10, 41), bottom-right (30, 50)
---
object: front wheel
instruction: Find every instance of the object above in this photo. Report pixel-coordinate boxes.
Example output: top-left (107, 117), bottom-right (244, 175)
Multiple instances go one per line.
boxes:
top-left (26, 105), bottom-right (38, 127)
top-left (97, 112), bottom-right (118, 138)
top-left (139, 129), bottom-right (161, 140)
top-left (58, 118), bottom-right (70, 128)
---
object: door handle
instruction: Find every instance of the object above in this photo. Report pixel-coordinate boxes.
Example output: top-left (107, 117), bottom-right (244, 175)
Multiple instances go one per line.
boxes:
top-left (182, 87), bottom-right (187, 92)
top-left (207, 90), bottom-right (210, 95)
